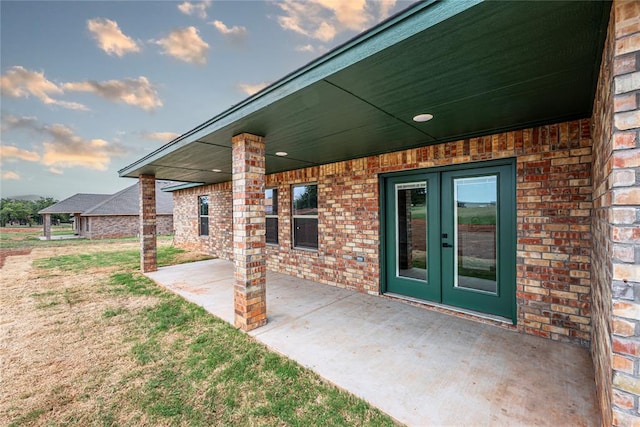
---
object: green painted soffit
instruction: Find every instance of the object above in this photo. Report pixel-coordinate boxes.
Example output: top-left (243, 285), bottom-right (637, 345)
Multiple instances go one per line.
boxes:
top-left (119, 0), bottom-right (611, 184)
top-left (160, 182), bottom-right (204, 192)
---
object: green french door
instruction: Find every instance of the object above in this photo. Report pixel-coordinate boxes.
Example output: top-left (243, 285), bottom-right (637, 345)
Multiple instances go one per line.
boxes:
top-left (384, 162), bottom-right (515, 320)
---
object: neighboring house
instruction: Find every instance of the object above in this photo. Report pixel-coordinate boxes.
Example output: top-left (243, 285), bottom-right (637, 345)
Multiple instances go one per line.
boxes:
top-left (39, 181), bottom-right (174, 239)
top-left (118, 2), bottom-right (639, 425)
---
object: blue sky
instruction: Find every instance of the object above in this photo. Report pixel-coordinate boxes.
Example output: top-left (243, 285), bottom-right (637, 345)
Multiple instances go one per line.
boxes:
top-left (1, 0), bottom-right (411, 199)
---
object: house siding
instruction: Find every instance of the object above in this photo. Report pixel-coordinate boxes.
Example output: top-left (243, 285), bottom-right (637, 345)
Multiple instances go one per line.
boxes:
top-left (173, 182), bottom-right (234, 259)
top-left (592, 4), bottom-right (615, 425)
top-left (592, 1), bottom-right (640, 426)
top-left (81, 214), bottom-right (173, 239)
top-left (173, 118), bottom-right (593, 346)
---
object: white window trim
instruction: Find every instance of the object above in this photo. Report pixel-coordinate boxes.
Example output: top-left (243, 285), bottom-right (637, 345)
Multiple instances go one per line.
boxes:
top-left (266, 188), bottom-right (278, 245)
top-left (198, 195), bottom-right (209, 237)
top-left (292, 183), bottom-right (318, 250)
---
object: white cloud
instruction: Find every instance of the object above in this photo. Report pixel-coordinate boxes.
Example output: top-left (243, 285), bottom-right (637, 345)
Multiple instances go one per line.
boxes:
top-left (295, 44), bottom-right (316, 53)
top-left (210, 20), bottom-right (248, 45)
top-left (1, 171), bottom-right (20, 180)
top-left (0, 145), bottom-right (41, 162)
top-left (48, 167), bottom-right (63, 175)
top-left (141, 131), bottom-right (180, 142)
top-left (1, 115), bottom-right (128, 172)
top-left (87, 18), bottom-right (141, 57)
top-left (178, 1), bottom-right (212, 19)
top-left (377, 0), bottom-right (397, 20)
top-left (63, 76), bottom-right (162, 111)
top-left (237, 82), bottom-right (268, 96)
top-left (0, 66), bottom-right (88, 111)
top-left (274, 0), bottom-right (397, 42)
top-left (41, 124), bottom-right (128, 171)
top-left (154, 27), bottom-right (209, 65)
top-left (0, 115), bottom-right (39, 132)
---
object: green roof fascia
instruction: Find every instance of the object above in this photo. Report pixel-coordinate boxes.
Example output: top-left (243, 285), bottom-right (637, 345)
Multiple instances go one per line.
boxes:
top-left (118, 0), bottom-right (484, 178)
top-left (160, 182), bottom-right (205, 192)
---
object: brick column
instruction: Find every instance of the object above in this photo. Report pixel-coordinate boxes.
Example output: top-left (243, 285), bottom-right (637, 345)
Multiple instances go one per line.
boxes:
top-left (139, 175), bottom-right (157, 273)
top-left (43, 214), bottom-right (51, 240)
top-left (232, 133), bottom-right (267, 331)
top-left (611, 2), bottom-right (640, 425)
top-left (590, 1), bottom-right (640, 425)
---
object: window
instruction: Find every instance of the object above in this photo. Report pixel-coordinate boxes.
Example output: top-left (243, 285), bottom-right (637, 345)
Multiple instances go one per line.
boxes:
top-left (265, 188), bottom-right (278, 245)
top-left (198, 196), bottom-right (209, 236)
top-left (292, 184), bottom-right (318, 249)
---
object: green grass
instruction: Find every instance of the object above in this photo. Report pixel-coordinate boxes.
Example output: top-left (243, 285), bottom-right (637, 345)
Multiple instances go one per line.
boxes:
top-left (410, 205), bottom-right (426, 220)
top-left (117, 291), bottom-right (394, 426)
top-left (7, 408), bottom-right (46, 427)
top-left (457, 206), bottom-right (496, 225)
top-left (16, 245), bottom-right (396, 426)
top-left (412, 258), bottom-right (427, 269)
top-left (0, 226), bottom-right (174, 249)
top-left (459, 256), bottom-right (497, 281)
top-left (33, 245), bottom-right (201, 272)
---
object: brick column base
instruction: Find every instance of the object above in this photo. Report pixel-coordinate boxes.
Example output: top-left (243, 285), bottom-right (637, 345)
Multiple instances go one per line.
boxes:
top-left (232, 133), bottom-right (267, 331)
top-left (139, 175), bottom-right (157, 273)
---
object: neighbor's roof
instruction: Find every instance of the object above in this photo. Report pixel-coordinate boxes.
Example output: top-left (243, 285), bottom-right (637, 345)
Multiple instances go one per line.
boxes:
top-left (39, 181), bottom-right (174, 216)
top-left (119, 0), bottom-right (611, 185)
top-left (82, 180), bottom-right (174, 216)
top-left (38, 193), bottom-right (111, 214)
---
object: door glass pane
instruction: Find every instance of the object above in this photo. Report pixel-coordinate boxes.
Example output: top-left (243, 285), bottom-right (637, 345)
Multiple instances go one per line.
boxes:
top-left (454, 176), bottom-right (498, 293)
top-left (396, 182), bottom-right (427, 281)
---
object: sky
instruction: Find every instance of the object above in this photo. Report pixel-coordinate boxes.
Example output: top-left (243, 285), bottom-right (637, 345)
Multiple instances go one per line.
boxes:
top-left (0, 0), bottom-right (412, 200)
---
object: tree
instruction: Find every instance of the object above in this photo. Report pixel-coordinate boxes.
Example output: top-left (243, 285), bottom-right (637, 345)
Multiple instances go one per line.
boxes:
top-left (31, 197), bottom-right (59, 225)
top-left (0, 199), bottom-right (30, 226)
top-left (0, 197), bottom-right (65, 226)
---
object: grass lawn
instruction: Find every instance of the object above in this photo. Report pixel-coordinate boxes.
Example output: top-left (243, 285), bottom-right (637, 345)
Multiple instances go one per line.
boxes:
top-left (0, 229), bottom-right (396, 426)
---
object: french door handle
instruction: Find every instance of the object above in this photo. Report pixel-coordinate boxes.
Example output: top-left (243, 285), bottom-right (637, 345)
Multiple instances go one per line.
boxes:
top-left (442, 243), bottom-right (453, 248)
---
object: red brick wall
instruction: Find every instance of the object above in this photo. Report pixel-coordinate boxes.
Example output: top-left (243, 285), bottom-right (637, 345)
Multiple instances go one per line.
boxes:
top-left (592, 4), bottom-right (615, 425)
top-left (83, 215), bottom-right (173, 239)
top-left (139, 174), bottom-right (157, 273)
top-left (265, 161), bottom-right (380, 293)
top-left (173, 119), bottom-right (593, 346)
top-left (231, 133), bottom-right (267, 331)
top-left (173, 182), bottom-right (233, 260)
top-left (592, 2), bottom-right (640, 426)
top-left (515, 123), bottom-right (593, 344)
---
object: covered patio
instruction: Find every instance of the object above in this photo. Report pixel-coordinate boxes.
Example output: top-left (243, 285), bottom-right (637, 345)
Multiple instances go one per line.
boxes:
top-left (119, 1), bottom-right (640, 424)
top-left (146, 259), bottom-right (598, 426)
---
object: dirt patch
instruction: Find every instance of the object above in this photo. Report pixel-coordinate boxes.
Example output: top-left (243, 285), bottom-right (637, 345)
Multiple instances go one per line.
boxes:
top-left (0, 248), bottom-right (32, 269)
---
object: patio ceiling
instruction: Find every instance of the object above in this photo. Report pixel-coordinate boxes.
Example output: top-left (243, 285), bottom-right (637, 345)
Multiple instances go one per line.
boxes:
top-left (119, 0), bottom-right (611, 184)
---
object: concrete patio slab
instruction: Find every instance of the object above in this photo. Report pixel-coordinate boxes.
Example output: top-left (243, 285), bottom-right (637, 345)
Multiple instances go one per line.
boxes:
top-left (38, 234), bottom-right (86, 241)
top-left (146, 260), bottom-right (599, 426)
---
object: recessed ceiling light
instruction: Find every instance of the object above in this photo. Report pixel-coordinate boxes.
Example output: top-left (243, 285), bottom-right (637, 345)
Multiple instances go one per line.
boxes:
top-left (413, 113), bottom-right (434, 122)
top-left (211, 168), bottom-right (222, 172)
top-left (275, 151), bottom-right (288, 157)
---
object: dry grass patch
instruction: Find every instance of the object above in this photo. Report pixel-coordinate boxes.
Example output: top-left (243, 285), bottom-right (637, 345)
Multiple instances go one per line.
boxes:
top-left (1, 239), bottom-right (396, 426)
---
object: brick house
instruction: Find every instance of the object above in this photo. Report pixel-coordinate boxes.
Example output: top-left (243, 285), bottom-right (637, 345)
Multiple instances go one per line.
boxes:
top-left (120, 1), bottom-right (640, 424)
top-left (39, 181), bottom-right (174, 239)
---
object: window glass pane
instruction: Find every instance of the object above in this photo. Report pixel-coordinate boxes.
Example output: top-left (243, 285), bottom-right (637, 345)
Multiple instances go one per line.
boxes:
top-left (293, 185), bottom-right (317, 216)
top-left (454, 176), bottom-right (497, 293)
top-left (198, 195), bottom-right (209, 236)
top-left (266, 217), bottom-right (278, 244)
top-left (199, 216), bottom-right (209, 236)
top-left (294, 218), bottom-right (318, 249)
top-left (396, 182), bottom-right (427, 282)
top-left (199, 196), bottom-right (209, 216)
top-left (265, 189), bottom-right (278, 216)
